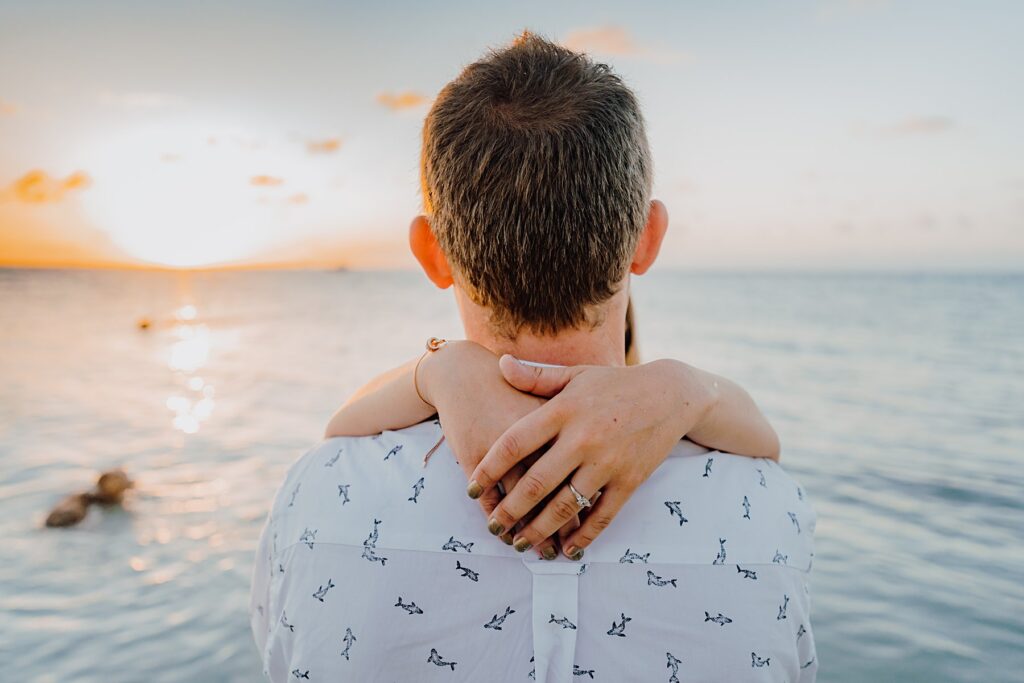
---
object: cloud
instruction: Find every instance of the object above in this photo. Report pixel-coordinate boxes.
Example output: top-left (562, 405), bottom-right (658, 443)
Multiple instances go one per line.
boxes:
top-left (98, 91), bottom-right (185, 109)
top-left (306, 138), bottom-right (342, 154)
top-left (250, 175), bottom-right (284, 187)
top-left (882, 117), bottom-right (955, 136)
top-left (376, 91), bottom-right (430, 111)
top-left (2, 170), bottom-right (92, 204)
top-left (0, 100), bottom-right (17, 116)
top-left (561, 25), bottom-right (690, 64)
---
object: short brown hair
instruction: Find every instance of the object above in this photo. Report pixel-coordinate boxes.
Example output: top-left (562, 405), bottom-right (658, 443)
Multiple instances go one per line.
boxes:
top-left (421, 32), bottom-right (652, 336)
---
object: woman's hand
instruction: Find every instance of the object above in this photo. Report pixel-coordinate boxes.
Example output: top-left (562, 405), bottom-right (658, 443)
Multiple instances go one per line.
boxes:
top-left (467, 357), bottom-right (721, 560)
top-left (418, 342), bottom-right (575, 559)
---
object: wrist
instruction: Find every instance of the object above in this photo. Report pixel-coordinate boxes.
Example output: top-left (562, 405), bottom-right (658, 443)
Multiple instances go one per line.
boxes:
top-left (416, 340), bottom-right (495, 409)
top-left (648, 359), bottom-right (719, 437)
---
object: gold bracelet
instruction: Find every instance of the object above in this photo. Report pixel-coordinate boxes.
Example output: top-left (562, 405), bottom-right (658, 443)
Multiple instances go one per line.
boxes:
top-left (413, 337), bottom-right (448, 407)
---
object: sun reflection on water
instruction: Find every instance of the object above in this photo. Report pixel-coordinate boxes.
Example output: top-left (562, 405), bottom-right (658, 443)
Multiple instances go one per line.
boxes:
top-left (165, 304), bottom-right (215, 434)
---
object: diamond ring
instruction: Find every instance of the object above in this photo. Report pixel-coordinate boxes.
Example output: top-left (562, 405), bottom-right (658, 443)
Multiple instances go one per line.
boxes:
top-left (568, 482), bottom-right (594, 509)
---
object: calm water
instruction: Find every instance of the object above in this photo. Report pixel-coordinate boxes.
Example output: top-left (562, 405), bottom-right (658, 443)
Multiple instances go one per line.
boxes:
top-left (0, 268), bottom-right (1021, 682)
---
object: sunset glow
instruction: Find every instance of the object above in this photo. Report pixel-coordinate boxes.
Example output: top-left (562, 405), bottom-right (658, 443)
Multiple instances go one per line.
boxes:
top-left (0, 2), bottom-right (1021, 270)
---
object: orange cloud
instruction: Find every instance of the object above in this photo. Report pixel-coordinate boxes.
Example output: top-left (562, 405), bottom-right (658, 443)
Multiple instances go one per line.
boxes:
top-left (882, 117), bottom-right (954, 136)
top-left (307, 138), bottom-right (342, 154)
top-left (250, 175), bottom-right (284, 187)
top-left (0, 100), bottom-right (16, 116)
top-left (3, 170), bottom-right (92, 204)
top-left (561, 25), bottom-right (690, 64)
top-left (287, 193), bottom-right (308, 204)
top-left (376, 91), bottom-right (429, 110)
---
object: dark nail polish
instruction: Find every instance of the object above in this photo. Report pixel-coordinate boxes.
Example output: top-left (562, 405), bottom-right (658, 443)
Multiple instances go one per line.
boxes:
top-left (466, 481), bottom-right (483, 499)
top-left (500, 532), bottom-right (513, 545)
top-left (566, 546), bottom-right (584, 561)
top-left (541, 546), bottom-right (558, 561)
top-left (513, 537), bottom-right (532, 553)
top-left (487, 519), bottom-right (505, 536)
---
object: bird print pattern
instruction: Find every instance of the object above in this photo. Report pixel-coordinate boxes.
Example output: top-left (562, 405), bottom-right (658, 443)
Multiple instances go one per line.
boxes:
top-left (252, 427), bottom-right (817, 683)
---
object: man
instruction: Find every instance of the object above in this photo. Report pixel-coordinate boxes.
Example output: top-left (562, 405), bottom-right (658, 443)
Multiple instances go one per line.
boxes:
top-left (251, 33), bottom-right (816, 682)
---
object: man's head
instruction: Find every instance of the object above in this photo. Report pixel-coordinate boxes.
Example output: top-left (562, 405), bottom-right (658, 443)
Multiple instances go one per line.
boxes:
top-left (411, 31), bottom-right (667, 346)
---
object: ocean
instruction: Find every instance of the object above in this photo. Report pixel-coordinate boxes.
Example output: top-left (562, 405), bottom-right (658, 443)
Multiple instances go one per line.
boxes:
top-left (0, 268), bottom-right (1021, 682)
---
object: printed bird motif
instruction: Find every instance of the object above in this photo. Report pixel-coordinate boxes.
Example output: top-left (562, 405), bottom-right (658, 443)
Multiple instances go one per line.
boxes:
top-left (395, 597), bottom-right (423, 615)
top-left (742, 495), bottom-right (751, 519)
top-left (772, 550), bottom-right (788, 564)
top-left (704, 611), bottom-right (732, 626)
top-left (299, 528), bottom-right (317, 550)
top-left (408, 477), bottom-right (425, 503)
top-left (619, 548), bottom-right (650, 564)
top-left (441, 536), bottom-right (474, 553)
top-left (666, 652), bottom-right (682, 683)
top-left (427, 648), bottom-right (457, 671)
top-left (736, 565), bottom-right (758, 580)
top-left (801, 658), bottom-right (815, 669)
top-left (664, 501), bottom-right (688, 526)
top-left (325, 448), bottom-right (342, 467)
top-left (788, 511), bottom-right (801, 534)
top-left (549, 614), bottom-right (577, 630)
top-left (703, 458), bottom-right (713, 478)
top-left (751, 652), bottom-right (771, 668)
top-left (455, 560), bottom-right (479, 582)
top-left (777, 594), bottom-right (789, 620)
top-left (757, 468), bottom-right (767, 488)
top-left (484, 606), bottom-right (515, 630)
top-left (340, 628), bottom-right (356, 660)
top-left (573, 665), bottom-right (595, 678)
top-left (713, 538), bottom-right (727, 565)
top-left (578, 563), bottom-right (588, 576)
top-left (647, 570), bottom-right (678, 588)
top-left (361, 519), bottom-right (387, 566)
top-left (384, 444), bottom-right (403, 461)
top-left (312, 578), bottom-right (335, 603)
top-left (337, 484), bottom-right (350, 504)
top-left (606, 612), bottom-right (631, 637)
top-left (287, 483), bottom-right (301, 507)
top-left (291, 669), bottom-right (309, 679)
top-left (361, 546), bottom-right (387, 566)
top-left (797, 624), bottom-right (807, 641)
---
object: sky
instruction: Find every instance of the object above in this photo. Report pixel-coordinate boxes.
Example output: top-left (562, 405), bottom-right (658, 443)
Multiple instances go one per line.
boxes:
top-left (0, 0), bottom-right (1021, 270)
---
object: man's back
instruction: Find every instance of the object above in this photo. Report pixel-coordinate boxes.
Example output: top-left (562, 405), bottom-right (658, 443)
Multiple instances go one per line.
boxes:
top-left (251, 421), bottom-right (817, 682)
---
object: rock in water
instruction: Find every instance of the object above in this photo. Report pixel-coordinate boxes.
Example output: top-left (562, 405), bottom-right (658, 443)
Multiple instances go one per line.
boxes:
top-left (45, 493), bottom-right (91, 527)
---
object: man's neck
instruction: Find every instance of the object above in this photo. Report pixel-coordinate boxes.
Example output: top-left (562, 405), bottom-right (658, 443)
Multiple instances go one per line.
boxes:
top-left (454, 286), bottom-right (628, 367)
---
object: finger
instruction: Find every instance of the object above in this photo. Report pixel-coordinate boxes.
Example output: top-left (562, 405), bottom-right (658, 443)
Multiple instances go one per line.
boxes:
top-left (556, 513), bottom-right (582, 548)
top-left (498, 355), bottom-right (586, 397)
top-left (467, 404), bottom-right (564, 496)
top-left (512, 466), bottom-right (605, 553)
top-left (483, 466), bottom-right (525, 545)
top-left (562, 486), bottom-right (628, 560)
top-left (488, 443), bottom-right (581, 545)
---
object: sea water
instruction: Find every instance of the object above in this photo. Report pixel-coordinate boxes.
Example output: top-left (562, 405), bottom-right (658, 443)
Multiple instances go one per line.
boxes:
top-left (1, 268), bottom-right (1021, 682)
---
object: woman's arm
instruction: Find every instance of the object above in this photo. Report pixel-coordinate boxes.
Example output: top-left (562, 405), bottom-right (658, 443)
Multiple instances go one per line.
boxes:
top-left (324, 358), bottom-right (435, 437)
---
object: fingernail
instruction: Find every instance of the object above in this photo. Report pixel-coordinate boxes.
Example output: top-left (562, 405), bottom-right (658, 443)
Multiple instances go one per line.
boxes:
top-left (500, 532), bottom-right (514, 545)
top-left (513, 537), bottom-right (532, 553)
top-left (487, 519), bottom-right (505, 536)
top-left (541, 546), bottom-right (558, 561)
top-left (566, 546), bottom-right (584, 561)
top-left (466, 481), bottom-right (483, 499)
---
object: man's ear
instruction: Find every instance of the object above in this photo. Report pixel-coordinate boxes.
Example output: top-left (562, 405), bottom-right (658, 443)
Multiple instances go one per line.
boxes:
top-left (409, 215), bottom-right (454, 288)
top-left (630, 199), bottom-right (668, 275)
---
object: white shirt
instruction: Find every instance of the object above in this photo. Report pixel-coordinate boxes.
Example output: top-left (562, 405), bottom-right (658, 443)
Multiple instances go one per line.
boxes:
top-left (251, 421), bottom-right (817, 682)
